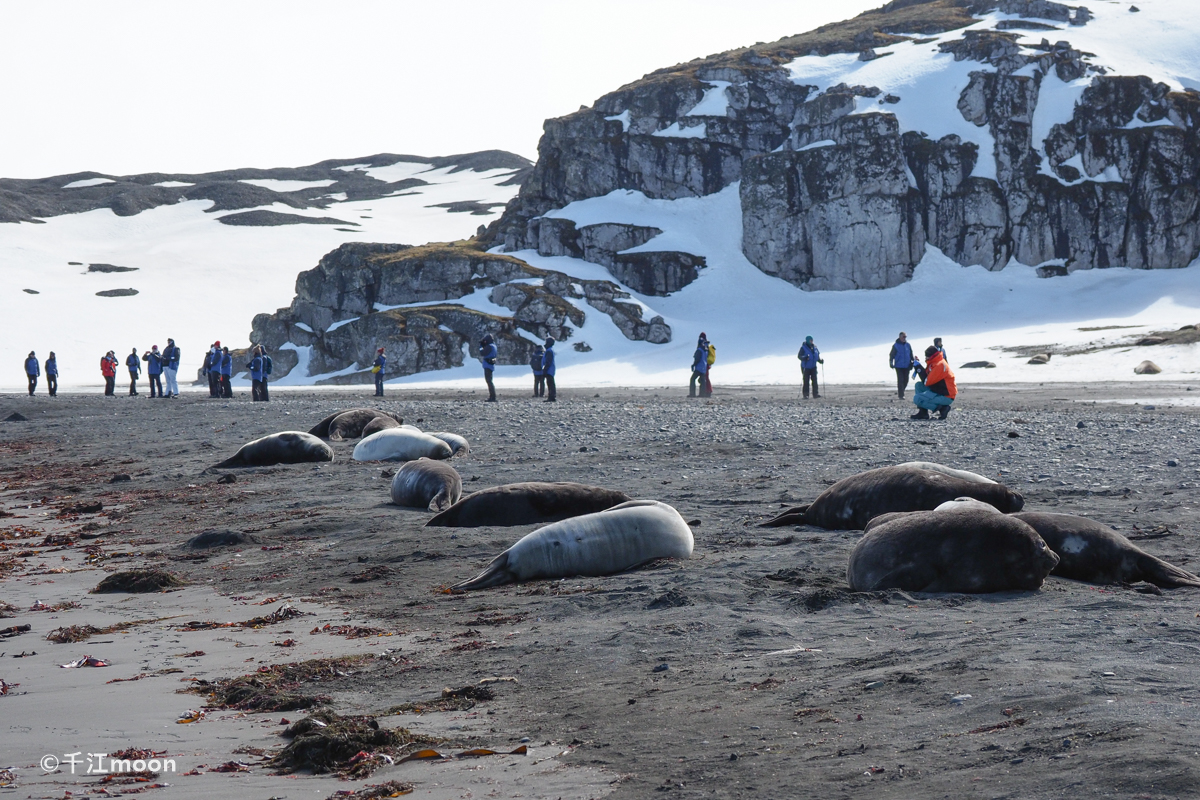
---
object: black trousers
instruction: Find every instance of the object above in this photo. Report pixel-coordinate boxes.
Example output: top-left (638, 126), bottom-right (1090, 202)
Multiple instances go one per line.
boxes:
top-left (484, 369), bottom-right (495, 400)
top-left (208, 371), bottom-right (220, 397)
top-left (261, 377), bottom-right (269, 401)
top-left (895, 368), bottom-right (910, 398)
top-left (27, 375), bottom-right (36, 395)
top-left (47, 375), bottom-right (57, 396)
top-left (533, 374), bottom-right (545, 397)
top-left (545, 374), bottom-right (556, 401)
top-left (221, 375), bottom-right (232, 398)
top-left (104, 376), bottom-right (115, 396)
top-left (252, 379), bottom-right (263, 401)
top-left (148, 374), bottom-right (162, 397)
top-left (802, 367), bottom-right (819, 397)
top-left (374, 371), bottom-right (384, 396)
top-left (129, 370), bottom-right (139, 395)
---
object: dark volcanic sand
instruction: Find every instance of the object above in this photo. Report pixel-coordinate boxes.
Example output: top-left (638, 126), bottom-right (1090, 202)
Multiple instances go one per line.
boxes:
top-left (2, 383), bottom-right (1199, 798)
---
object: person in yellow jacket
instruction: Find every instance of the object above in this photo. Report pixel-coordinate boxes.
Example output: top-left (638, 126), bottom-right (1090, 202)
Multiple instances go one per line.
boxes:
top-left (911, 345), bottom-right (956, 420)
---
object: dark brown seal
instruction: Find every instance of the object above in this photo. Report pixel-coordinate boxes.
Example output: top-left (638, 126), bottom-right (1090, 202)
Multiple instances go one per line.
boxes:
top-left (308, 409), bottom-right (404, 441)
top-left (425, 482), bottom-right (632, 527)
top-left (1013, 512), bottom-right (1200, 589)
top-left (848, 508), bottom-right (1058, 593)
top-left (213, 431), bottom-right (333, 468)
top-left (761, 465), bottom-right (1024, 530)
top-left (361, 416), bottom-right (402, 437)
top-left (391, 458), bottom-right (462, 512)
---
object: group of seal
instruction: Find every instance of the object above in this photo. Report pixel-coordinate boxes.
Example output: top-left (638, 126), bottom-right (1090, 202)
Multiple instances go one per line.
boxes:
top-left (309, 408), bottom-right (405, 441)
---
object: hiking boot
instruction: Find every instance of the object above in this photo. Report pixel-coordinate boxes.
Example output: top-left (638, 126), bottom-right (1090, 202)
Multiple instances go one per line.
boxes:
top-left (937, 406), bottom-right (951, 420)
top-left (813, 393), bottom-right (821, 398)
top-left (910, 408), bottom-right (931, 420)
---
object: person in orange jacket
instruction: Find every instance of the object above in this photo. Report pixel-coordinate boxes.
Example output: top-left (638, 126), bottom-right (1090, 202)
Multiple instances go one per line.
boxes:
top-left (911, 345), bottom-right (956, 420)
top-left (100, 350), bottom-right (118, 396)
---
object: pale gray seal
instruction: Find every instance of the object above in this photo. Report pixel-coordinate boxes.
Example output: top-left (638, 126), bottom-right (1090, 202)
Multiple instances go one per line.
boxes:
top-left (213, 431), bottom-right (333, 468)
top-left (391, 458), bottom-right (462, 512)
top-left (353, 428), bottom-right (453, 462)
top-left (451, 500), bottom-right (693, 591)
top-left (427, 431), bottom-right (470, 456)
top-left (426, 482), bottom-right (632, 527)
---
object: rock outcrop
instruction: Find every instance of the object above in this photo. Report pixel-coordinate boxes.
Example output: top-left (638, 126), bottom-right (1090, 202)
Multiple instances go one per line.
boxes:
top-left (248, 242), bottom-right (671, 384)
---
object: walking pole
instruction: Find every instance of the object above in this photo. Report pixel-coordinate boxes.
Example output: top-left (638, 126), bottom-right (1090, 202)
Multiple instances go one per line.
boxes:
top-left (820, 361), bottom-right (826, 398)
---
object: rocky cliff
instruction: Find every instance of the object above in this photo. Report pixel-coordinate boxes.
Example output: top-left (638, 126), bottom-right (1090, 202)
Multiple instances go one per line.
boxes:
top-left (485, 0), bottom-right (1200, 289)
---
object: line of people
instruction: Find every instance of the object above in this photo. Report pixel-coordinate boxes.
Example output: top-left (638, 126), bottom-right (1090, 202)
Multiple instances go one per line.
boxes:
top-left (23, 351), bottom-right (56, 396)
top-left (474, 334), bottom-right (557, 402)
top-left (95, 341), bottom-right (181, 397)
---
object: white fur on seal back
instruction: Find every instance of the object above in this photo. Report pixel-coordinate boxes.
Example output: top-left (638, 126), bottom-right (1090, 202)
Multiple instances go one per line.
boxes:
top-left (934, 497), bottom-right (1002, 513)
top-left (898, 461), bottom-right (996, 484)
top-left (451, 500), bottom-right (693, 591)
top-left (353, 428), bottom-right (453, 462)
top-left (427, 431), bottom-right (469, 455)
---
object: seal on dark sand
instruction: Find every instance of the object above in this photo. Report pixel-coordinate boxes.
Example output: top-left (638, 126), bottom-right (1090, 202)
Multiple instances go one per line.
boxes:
top-left (426, 482), bottom-right (632, 527)
top-left (213, 431), bottom-right (333, 468)
top-left (760, 464), bottom-right (1024, 530)
top-left (391, 458), bottom-right (463, 512)
top-left (309, 409), bottom-right (403, 441)
top-left (848, 507), bottom-right (1059, 593)
top-left (361, 415), bottom-right (402, 437)
top-left (451, 500), bottom-right (693, 591)
top-left (1013, 512), bottom-right (1200, 588)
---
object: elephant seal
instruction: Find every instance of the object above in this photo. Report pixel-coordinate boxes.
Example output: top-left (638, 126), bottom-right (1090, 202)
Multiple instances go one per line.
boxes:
top-left (848, 507), bottom-right (1059, 593)
top-left (1013, 512), bottom-right (1200, 589)
top-left (391, 458), bottom-right (462, 512)
top-left (353, 428), bottom-right (452, 462)
top-left (760, 465), bottom-right (1024, 530)
top-left (213, 431), bottom-right (333, 468)
top-left (898, 462), bottom-right (995, 484)
top-left (361, 416), bottom-right (402, 437)
top-left (426, 481), bottom-right (632, 527)
top-left (865, 497), bottom-right (1000, 531)
top-left (427, 431), bottom-right (470, 456)
top-left (451, 500), bottom-right (693, 591)
top-left (309, 409), bottom-right (403, 441)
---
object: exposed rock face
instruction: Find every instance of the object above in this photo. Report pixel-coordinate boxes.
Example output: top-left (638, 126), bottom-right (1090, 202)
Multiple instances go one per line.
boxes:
top-left (483, 0), bottom-right (1200, 290)
top-left (249, 242), bottom-right (671, 384)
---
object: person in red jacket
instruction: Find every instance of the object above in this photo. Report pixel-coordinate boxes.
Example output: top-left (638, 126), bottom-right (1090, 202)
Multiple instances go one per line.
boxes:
top-left (911, 345), bottom-right (956, 420)
top-left (100, 351), bottom-right (118, 396)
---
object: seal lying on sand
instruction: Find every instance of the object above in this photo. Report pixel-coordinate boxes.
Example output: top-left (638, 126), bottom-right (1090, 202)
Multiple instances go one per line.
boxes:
top-left (426, 482), bottom-right (632, 527)
top-left (760, 464), bottom-right (1024, 530)
top-left (849, 505), bottom-right (1058, 593)
top-left (213, 431), bottom-right (333, 468)
top-left (427, 431), bottom-right (470, 456)
top-left (309, 409), bottom-right (404, 441)
top-left (391, 458), bottom-right (462, 512)
top-left (361, 416), bottom-right (402, 437)
top-left (451, 500), bottom-right (693, 591)
top-left (353, 428), bottom-right (452, 462)
top-left (1013, 512), bottom-right (1200, 589)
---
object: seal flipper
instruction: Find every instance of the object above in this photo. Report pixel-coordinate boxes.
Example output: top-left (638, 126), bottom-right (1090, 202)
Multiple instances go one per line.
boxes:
top-left (759, 505), bottom-right (811, 528)
top-left (1136, 552), bottom-right (1200, 589)
top-left (450, 551), bottom-right (516, 592)
top-left (211, 453), bottom-right (244, 469)
top-left (428, 490), bottom-right (453, 513)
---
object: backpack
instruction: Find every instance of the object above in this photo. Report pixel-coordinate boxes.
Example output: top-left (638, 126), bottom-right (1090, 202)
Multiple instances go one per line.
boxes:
top-left (706, 344), bottom-right (716, 366)
top-left (263, 355), bottom-right (273, 375)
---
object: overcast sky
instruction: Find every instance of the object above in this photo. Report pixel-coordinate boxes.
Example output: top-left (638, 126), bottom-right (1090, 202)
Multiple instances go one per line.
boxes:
top-left (0, 1), bottom-right (884, 179)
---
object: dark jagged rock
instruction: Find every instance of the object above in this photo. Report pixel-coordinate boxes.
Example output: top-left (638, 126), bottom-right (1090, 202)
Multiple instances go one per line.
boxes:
top-left (216, 210), bottom-right (353, 227)
top-left (87, 263), bottom-right (137, 273)
top-left (95, 288), bottom-right (138, 297)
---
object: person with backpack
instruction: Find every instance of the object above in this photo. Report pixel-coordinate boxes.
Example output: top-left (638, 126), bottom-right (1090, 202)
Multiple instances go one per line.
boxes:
top-left (44, 352), bottom-right (58, 396)
top-left (912, 345), bottom-right (957, 420)
top-left (248, 346), bottom-right (265, 401)
top-left (704, 338), bottom-right (716, 397)
top-left (933, 337), bottom-right (947, 362)
top-left (125, 348), bottom-right (141, 396)
top-left (24, 351), bottom-right (39, 396)
top-left (100, 351), bottom-right (117, 396)
top-left (143, 345), bottom-right (163, 398)
top-left (162, 338), bottom-right (180, 398)
top-left (479, 335), bottom-right (497, 402)
top-left (204, 342), bottom-right (222, 397)
top-left (260, 347), bottom-right (272, 401)
top-left (219, 346), bottom-right (233, 398)
top-left (888, 332), bottom-right (918, 400)
top-left (689, 333), bottom-right (708, 398)
top-left (530, 344), bottom-right (545, 397)
top-left (372, 347), bottom-right (386, 396)
top-left (542, 337), bottom-right (557, 402)
top-left (797, 335), bottom-right (824, 399)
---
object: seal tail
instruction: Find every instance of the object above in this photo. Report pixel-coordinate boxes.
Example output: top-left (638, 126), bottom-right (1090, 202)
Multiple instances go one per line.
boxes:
top-left (1137, 553), bottom-right (1200, 589)
top-left (759, 505), bottom-right (810, 528)
top-left (211, 455), bottom-right (242, 469)
top-left (450, 552), bottom-right (515, 592)
top-left (428, 490), bottom-right (454, 513)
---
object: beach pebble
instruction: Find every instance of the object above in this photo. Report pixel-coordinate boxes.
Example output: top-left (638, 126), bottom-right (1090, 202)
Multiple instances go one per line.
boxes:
top-left (950, 694), bottom-right (972, 704)
top-left (653, 663), bottom-right (669, 673)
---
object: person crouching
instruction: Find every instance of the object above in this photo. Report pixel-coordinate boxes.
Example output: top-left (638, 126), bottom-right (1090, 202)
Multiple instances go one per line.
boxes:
top-left (911, 345), bottom-right (956, 420)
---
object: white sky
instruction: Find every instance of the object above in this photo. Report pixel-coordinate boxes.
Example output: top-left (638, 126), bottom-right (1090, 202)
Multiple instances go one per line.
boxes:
top-left (0, 0), bottom-right (883, 179)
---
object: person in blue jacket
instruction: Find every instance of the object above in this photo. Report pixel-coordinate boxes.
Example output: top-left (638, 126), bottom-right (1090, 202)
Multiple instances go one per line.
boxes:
top-left (143, 345), bottom-right (163, 398)
top-left (542, 337), bottom-right (557, 402)
top-left (888, 331), bottom-right (918, 400)
top-left (125, 348), bottom-right (141, 396)
top-left (373, 347), bottom-right (386, 396)
top-left (44, 352), bottom-right (58, 396)
top-left (689, 333), bottom-right (708, 398)
top-left (161, 338), bottom-right (180, 398)
top-left (530, 344), bottom-right (545, 397)
top-left (247, 346), bottom-right (265, 401)
top-left (933, 337), bottom-right (947, 362)
top-left (797, 335), bottom-right (824, 399)
top-left (24, 351), bottom-right (39, 396)
top-left (479, 335), bottom-right (497, 402)
top-left (219, 346), bottom-right (233, 398)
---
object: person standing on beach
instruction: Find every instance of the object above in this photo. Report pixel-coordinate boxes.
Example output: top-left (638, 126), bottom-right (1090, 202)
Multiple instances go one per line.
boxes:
top-left (797, 335), bottom-right (824, 398)
top-left (248, 346), bottom-right (265, 401)
top-left (219, 346), bottom-right (233, 398)
top-left (933, 337), bottom-right (947, 362)
top-left (480, 335), bottom-right (497, 402)
top-left (143, 345), bottom-right (163, 398)
top-left (704, 338), bottom-right (716, 397)
top-left (542, 337), bottom-right (557, 402)
top-left (260, 348), bottom-right (272, 401)
top-left (689, 333), bottom-right (708, 398)
top-left (162, 338), bottom-right (180, 398)
top-left (101, 351), bottom-right (117, 396)
top-left (205, 342), bottom-right (221, 397)
top-left (126, 348), bottom-right (141, 396)
top-left (889, 332), bottom-right (916, 399)
top-left (24, 351), bottom-right (39, 396)
top-left (530, 344), bottom-right (545, 397)
top-left (373, 347), bottom-right (386, 397)
top-left (45, 352), bottom-right (58, 396)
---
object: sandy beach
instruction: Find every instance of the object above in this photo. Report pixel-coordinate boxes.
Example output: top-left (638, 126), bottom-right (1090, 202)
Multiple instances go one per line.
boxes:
top-left (2, 380), bottom-right (1199, 799)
